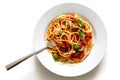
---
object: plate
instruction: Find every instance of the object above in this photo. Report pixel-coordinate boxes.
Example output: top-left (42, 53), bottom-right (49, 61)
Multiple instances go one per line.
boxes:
top-left (33, 3), bottom-right (107, 77)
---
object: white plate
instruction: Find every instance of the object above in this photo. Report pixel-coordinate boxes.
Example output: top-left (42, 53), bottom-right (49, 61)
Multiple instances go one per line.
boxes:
top-left (33, 3), bottom-right (107, 77)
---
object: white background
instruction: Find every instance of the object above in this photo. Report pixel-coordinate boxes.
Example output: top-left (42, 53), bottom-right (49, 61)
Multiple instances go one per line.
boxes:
top-left (0, 0), bottom-right (119, 80)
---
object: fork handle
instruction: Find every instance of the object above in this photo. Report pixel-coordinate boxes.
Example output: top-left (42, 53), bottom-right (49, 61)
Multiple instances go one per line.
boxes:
top-left (5, 52), bottom-right (35, 70)
top-left (5, 48), bottom-right (46, 70)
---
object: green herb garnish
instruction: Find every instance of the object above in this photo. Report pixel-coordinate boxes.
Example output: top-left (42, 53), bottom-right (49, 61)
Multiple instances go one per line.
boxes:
top-left (77, 19), bottom-right (84, 27)
top-left (72, 27), bottom-right (77, 31)
top-left (78, 29), bottom-right (85, 37)
top-left (73, 44), bottom-right (80, 50)
top-left (59, 31), bottom-right (65, 35)
top-left (76, 49), bottom-right (81, 54)
top-left (53, 53), bottom-right (58, 60)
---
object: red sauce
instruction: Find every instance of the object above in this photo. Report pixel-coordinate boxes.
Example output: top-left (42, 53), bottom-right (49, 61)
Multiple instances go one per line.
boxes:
top-left (70, 51), bottom-right (85, 61)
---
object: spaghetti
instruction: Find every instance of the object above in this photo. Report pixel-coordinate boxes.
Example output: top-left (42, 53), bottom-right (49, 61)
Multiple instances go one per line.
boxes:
top-left (45, 13), bottom-right (93, 63)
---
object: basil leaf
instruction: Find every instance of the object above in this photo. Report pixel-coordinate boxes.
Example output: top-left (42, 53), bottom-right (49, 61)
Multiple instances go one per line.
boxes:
top-left (78, 29), bottom-right (85, 37)
top-left (77, 19), bottom-right (84, 27)
top-left (76, 49), bottom-right (81, 54)
top-left (73, 44), bottom-right (80, 50)
top-left (53, 53), bottom-right (58, 60)
top-left (59, 31), bottom-right (65, 35)
top-left (72, 27), bottom-right (77, 31)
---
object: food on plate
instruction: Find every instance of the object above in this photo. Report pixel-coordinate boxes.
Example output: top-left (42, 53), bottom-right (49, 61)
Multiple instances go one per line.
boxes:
top-left (45, 13), bottom-right (93, 63)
